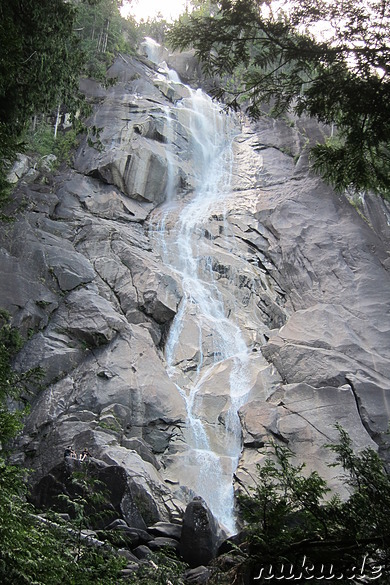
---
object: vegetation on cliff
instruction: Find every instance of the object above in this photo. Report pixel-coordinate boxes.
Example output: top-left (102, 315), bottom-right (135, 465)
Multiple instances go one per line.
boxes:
top-left (0, 312), bottom-right (128, 584)
top-left (0, 0), bottom-right (148, 202)
top-left (0, 0), bottom-right (82, 202)
top-left (213, 430), bottom-right (390, 583)
top-left (169, 0), bottom-right (390, 199)
top-left (1, 2), bottom-right (390, 583)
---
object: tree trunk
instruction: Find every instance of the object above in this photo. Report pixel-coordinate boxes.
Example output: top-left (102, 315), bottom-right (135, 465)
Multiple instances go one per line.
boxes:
top-left (54, 103), bottom-right (61, 139)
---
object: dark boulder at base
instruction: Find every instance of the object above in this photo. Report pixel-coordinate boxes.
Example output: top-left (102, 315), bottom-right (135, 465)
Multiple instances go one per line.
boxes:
top-left (217, 530), bottom-right (247, 556)
top-left (184, 566), bottom-right (211, 584)
top-left (180, 497), bottom-right (219, 568)
top-left (147, 521), bottom-right (182, 540)
top-left (148, 536), bottom-right (180, 553)
top-left (28, 458), bottom-right (150, 530)
top-left (133, 544), bottom-right (153, 560)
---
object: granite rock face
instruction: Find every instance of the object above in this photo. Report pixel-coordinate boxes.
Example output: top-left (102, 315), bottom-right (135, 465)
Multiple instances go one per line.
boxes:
top-left (2, 49), bottom-right (390, 531)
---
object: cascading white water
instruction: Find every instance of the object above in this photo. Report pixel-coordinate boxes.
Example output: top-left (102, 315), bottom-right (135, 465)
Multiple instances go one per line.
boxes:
top-left (146, 39), bottom-right (252, 534)
top-left (141, 36), bottom-right (162, 65)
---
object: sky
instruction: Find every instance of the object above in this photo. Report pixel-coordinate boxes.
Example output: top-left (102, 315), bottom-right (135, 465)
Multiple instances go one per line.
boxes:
top-left (120, 0), bottom-right (189, 22)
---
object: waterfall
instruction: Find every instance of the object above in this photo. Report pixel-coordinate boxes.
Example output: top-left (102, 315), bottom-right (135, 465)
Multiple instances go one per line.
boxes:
top-left (148, 42), bottom-right (252, 534)
top-left (141, 36), bottom-right (162, 64)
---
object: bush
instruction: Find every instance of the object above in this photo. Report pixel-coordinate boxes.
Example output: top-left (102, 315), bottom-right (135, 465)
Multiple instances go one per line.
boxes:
top-left (24, 121), bottom-right (82, 167)
top-left (213, 427), bottom-right (390, 584)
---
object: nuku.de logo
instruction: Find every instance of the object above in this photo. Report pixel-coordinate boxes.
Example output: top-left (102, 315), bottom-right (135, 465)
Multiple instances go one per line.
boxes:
top-left (253, 554), bottom-right (383, 581)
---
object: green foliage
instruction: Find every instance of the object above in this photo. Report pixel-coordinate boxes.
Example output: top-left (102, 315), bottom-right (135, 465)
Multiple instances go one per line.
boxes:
top-left (0, 0), bottom-right (83, 203)
top-left (74, 0), bottom-right (141, 81)
top-left (0, 311), bottom-right (43, 450)
top-left (327, 424), bottom-right (390, 546)
top-left (25, 123), bottom-right (59, 158)
top-left (86, 125), bottom-right (105, 152)
top-left (0, 0), bottom-right (138, 204)
top-left (54, 127), bottom-right (85, 165)
top-left (239, 443), bottom-right (332, 550)
top-left (60, 468), bottom-right (113, 524)
top-left (168, 0), bottom-right (390, 198)
top-left (0, 1), bottom-right (84, 146)
top-left (0, 1), bottom-right (83, 132)
top-left (24, 121), bottom-right (85, 166)
top-left (0, 462), bottom-right (128, 585)
top-left (189, 0), bottom-right (221, 18)
top-left (214, 427), bottom-right (390, 583)
top-left (57, 468), bottom-right (117, 564)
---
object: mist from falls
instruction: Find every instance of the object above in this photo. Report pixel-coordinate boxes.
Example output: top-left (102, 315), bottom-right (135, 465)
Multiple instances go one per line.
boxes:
top-left (146, 40), bottom-right (252, 534)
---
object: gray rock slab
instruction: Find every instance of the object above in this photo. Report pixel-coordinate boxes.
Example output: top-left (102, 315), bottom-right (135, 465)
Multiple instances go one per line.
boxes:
top-left (147, 521), bottom-right (182, 540)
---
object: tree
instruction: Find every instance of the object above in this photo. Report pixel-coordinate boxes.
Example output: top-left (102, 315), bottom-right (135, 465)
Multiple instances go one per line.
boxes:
top-left (0, 312), bottom-right (127, 584)
top-left (213, 426), bottom-right (390, 584)
top-left (0, 2), bottom-right (83, 159)
top-left (168, 0), bottom-right (390, 198)
top-left (74, 0), bottom-right (140, 81)
top-left (0, 462), bottom-right (128, 585)
top-left (0, 0), bottom-right (86, 206)
top-left (0, 0), bottom-right (137, 204)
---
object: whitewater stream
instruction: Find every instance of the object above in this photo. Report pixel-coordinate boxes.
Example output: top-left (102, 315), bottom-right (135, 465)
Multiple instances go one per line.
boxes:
top-left (145, 39), bottom-right (252, 534)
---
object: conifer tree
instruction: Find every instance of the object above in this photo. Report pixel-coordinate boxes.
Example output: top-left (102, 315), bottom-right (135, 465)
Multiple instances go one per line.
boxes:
top-left (214, 427), bottom-right (390, 584)
top-left (0, 0), bottom-right (135, 202)
top-left (169, 0), bottom-right (390, 198)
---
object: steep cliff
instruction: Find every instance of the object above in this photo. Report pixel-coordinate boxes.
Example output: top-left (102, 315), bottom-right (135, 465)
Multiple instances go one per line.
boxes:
top-left (3, 45), bottom-right (390, 534)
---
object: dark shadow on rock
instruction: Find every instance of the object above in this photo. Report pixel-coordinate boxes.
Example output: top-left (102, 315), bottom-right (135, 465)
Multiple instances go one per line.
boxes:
top-left (28, 457), bottom-right (151, 530)
top-left (180, 496), bottom-right (219, 568)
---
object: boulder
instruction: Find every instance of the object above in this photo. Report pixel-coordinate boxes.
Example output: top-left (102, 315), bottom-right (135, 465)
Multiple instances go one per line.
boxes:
top-left (7, 153), bottom-right (33, 183)
top-left (117, 549), bottom-right (140, 563)
top-left (148, 536), bottom-right (180, 553)
top-left (133, 545), bottom-right (153, 560)
top-left (183, 566), bottom-right (211, 584)
top-left (28, 458), bottom-right (163, 531)
top-left (180, 497), bottom-right (219, 568)
top-left (39, 154), bottom-right (57, 173)
top-left (147, 521), bottom-right (182, 540)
